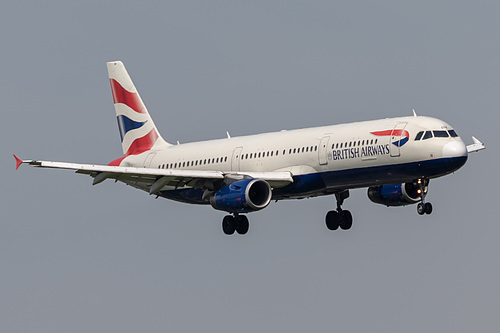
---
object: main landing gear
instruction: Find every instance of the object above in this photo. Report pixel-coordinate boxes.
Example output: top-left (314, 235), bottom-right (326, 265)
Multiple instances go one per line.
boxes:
top-left (416, 178), bottom-right (433, 215)
top-left (325, 190), bottom-right (353, 231)
top-left (222, 214), bottom-right (249, 235)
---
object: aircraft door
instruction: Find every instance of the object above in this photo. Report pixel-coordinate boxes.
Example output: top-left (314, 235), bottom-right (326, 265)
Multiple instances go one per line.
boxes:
top-left (231, 146), bottom-right (243, 171)
top-left (319, 136), bottom-right (331, 165)
top-left (390, 122), bottom-right (408, 157)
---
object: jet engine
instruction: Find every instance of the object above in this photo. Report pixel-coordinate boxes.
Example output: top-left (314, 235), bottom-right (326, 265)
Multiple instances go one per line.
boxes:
top-left (367, 183), bottom-right (423, 207)
top-left (210, 179), bottom-right (272, 213)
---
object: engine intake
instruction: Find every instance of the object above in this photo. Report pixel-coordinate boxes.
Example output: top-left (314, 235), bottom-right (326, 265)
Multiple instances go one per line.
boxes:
top-left (367, 183), bottom-right (422, 207)
top-left (210, 179), bottom-right (272, 213)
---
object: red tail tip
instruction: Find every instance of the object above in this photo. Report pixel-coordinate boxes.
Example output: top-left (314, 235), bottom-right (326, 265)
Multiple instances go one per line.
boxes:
top-left (13, 154), bottom-right (23, 170)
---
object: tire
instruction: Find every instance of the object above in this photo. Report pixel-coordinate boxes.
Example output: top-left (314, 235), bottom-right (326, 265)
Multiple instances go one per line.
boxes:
top-left (424, 202), bottom-right (433, 215)
top-left (222, 215), bottom-right (236, 235)
top-left (236, 215), bottom-right (249, 235)
top-left (339, 210), bottom-right (353, 230)
top-left (325, 210), bottom-right (340, 230)
top-left (417, 203), bottom-right (425, 215)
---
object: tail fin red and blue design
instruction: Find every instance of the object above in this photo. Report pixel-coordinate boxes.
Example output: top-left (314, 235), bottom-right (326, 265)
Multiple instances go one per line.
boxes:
top-left (107, 61), bottom-right (170, 158)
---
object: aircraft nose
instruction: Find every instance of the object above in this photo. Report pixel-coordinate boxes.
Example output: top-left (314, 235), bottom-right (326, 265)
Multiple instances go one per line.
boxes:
top-left (442, 140), bottom-right (467, 158)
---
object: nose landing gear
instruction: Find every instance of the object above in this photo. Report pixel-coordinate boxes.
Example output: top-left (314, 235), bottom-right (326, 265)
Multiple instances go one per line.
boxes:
top-left (415, 178), bottom-right (433, 215)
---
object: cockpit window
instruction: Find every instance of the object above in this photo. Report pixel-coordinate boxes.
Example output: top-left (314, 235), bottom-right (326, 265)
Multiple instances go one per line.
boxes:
top-left (414, 131), bottom-right (424, 141)
top-left (422, 131), bottom-right (433, 140)
top-left (448, 130), bottom-right (458, 137)
top-left (433, 130), bottom-right (449, 138)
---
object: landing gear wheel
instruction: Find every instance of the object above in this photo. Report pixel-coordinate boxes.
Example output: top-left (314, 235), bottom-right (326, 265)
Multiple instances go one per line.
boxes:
top-left (222, 215), bottom-right (236, 235)
top-left (235, 215), bottom-right (249, 235)
top-left (417, 203), bottom-right (426, 215)
top-left (326, 190), bottom-right (353, 231)
top-left (424, 202), bottom-right (433, 215)
top-left (325, 210), bottom-right (340, 230)
top-left (339, 210), bottom-right (353, 230)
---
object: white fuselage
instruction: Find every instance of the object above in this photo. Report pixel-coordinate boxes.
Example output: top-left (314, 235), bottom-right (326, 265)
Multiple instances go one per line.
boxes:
top-left (119, 115), bottom-right (468, 202)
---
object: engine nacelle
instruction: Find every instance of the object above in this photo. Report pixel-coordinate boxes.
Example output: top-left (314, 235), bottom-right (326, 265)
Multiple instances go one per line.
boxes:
top-left (210, 179), bottom-right (272, 213)
top-left (367, 183), bottom-right (422, 207)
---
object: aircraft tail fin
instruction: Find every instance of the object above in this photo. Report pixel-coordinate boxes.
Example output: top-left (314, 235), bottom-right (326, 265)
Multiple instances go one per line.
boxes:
top-left (107, 61), bottom-right (171, 156)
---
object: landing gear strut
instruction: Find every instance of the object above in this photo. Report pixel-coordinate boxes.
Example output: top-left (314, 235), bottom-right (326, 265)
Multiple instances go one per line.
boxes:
top-left (325, 190), bottom-right (353, 231)
top-left (222, 214), bottom-right (249, 235)
top-left (415, 178), bottom-right (433, 215)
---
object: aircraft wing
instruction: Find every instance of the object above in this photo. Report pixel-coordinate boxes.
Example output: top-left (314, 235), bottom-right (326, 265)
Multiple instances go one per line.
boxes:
top-left (466, 136), bottom-right (486, 153)
top-left (13, 155), bottom-right (293, 194)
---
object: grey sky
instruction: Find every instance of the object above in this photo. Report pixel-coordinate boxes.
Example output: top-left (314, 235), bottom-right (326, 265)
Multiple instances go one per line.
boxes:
top-left (2, 1), bottom-right (498, 332)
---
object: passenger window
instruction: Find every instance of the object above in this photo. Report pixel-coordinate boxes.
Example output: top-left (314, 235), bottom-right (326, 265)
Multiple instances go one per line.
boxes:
top-left (433, 130), bottom-right (449, 138)
top-left (314, 146), bottom-right (318, 151)
top-left (302, 147), bottom-right (305, 153)
top-left (375, 139), bottom-right (378, 144)
top-left (422, 131), bottom-right (433, 140)
top-left (448, 130), bottom-right (458, 137)
top-left (415, 131), bottom-right (424, 141)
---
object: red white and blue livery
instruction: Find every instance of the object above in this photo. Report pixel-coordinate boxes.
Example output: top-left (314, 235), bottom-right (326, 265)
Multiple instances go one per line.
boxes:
top-left (14, 61), bottom-right (485, 235)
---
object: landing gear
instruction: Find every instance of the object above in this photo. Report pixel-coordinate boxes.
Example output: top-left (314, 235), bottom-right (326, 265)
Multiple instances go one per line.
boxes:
top-left (417, 202), bottom-right (433, 215)
top-left (416, 178), bottom-right (433, 215)
top-left (222, 214), bottom-right (249, 235)
top-left (325, 190), bottom-right (353, 231)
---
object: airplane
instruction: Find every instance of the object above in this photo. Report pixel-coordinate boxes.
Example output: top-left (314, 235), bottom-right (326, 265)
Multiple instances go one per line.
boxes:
top-left (14, 61), bottom-right (485, 235)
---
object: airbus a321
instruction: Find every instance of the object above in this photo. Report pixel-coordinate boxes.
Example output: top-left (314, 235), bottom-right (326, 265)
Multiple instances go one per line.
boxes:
top-left (14, 61), bottom-right (485, 235)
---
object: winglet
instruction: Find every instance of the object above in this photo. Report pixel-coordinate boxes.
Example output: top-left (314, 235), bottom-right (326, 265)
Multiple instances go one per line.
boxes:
top-left (467, 136), bottom-right (486, 153)
top-left (13, 154), bottom-right (24, 170)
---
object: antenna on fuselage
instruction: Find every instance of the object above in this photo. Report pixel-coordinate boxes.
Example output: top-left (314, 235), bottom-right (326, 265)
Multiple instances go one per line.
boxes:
top-left (412, 109), bottom-right (417, 117)
top-left (226, 131), bottom-right (231, 139)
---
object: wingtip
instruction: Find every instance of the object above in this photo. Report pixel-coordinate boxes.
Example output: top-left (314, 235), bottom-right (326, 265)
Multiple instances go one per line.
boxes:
top-left (13, 154), bottom-right (23, 170)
